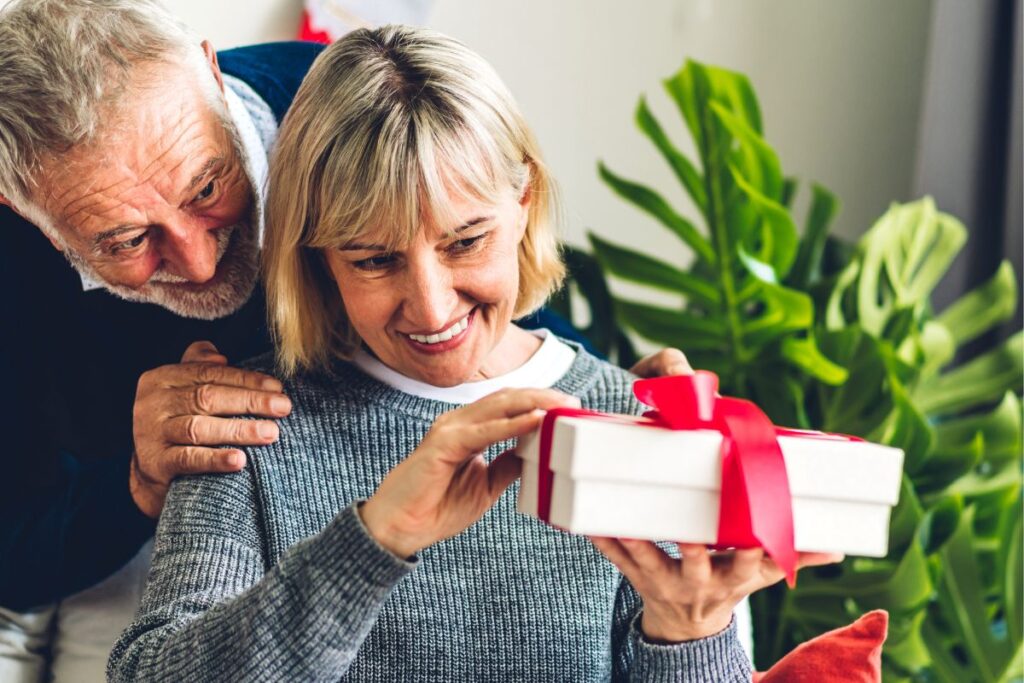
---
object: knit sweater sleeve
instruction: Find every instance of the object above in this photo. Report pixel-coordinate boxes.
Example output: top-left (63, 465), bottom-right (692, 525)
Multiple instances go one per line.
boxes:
top-left (106, 465), bottom-right (415, 683)
top-left (608, 575), bottom-right (753, 682)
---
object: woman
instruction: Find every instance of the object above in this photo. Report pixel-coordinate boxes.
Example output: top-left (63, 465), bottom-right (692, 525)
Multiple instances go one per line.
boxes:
top-left (109, 26), bottom-right (837, 682)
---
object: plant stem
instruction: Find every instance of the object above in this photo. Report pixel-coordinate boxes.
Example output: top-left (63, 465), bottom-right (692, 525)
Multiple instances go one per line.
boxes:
top-left (701, 106), bottom-right (745, 387)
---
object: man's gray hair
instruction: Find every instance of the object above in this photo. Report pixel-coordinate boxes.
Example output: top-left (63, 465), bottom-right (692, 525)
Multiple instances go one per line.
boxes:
top-left (0, 0), bottom-right (208, 207)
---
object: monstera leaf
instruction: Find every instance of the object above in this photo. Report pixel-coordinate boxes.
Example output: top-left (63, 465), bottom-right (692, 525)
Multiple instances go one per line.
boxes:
top-left (567, 57), bottom-right (1024, 681)
top-left (757, 199), bottom-right (1022, 682)
top-left (589, 60), bottom-right (846, 426)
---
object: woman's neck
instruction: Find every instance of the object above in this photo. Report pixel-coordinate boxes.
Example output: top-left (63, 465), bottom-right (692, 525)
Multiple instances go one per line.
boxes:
top-left (468, 324), bottom-right (543, 381)
top-left (352, 328), bottom-right (577, 406)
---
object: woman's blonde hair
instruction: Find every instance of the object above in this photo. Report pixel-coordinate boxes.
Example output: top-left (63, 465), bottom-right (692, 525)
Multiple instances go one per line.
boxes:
top-left (265, 25), bottom-right (565, 375)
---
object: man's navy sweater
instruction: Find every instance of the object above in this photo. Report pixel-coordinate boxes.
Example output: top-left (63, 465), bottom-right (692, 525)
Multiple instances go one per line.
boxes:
top-left (0, 40), bottom-right (590, 611)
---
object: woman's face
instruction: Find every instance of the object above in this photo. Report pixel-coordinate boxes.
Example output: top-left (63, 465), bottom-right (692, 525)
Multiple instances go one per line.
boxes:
top-left (322, 184), bottom-right (531, 386)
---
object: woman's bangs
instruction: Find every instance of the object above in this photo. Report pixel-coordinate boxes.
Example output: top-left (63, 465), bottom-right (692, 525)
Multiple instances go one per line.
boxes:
top-left (419, 125), bottom-right (519, 234)
top-left (304, 130), bottom-right (423, 252)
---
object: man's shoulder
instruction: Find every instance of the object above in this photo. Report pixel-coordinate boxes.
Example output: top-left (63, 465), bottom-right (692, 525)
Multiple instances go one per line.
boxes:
top-left (217, 41), bottom-right (327, 122)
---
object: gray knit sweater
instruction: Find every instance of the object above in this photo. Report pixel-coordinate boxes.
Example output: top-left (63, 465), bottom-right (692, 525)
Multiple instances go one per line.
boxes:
top-left (108, 345), bottom-right (753, 682)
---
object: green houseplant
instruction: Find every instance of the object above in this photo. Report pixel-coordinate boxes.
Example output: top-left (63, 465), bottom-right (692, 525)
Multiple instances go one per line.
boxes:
top-left (561, 59), bottom-right (1024, 681)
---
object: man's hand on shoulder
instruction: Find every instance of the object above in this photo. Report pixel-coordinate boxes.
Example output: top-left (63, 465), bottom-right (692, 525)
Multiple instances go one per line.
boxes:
top-left (129, 340), bottom-right (292, 518)
top-left (629, 348), bottom-right (694, 378)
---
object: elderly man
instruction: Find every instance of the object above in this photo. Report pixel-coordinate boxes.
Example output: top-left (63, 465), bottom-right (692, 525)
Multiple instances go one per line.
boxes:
top-left (0, 1), bottom-right (692, 680)
top-left (0, 0), bottom-right (332, 678)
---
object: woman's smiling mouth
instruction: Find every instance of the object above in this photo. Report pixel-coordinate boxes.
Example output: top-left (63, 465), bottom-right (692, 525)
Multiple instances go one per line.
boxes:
top-left (401, 309), bottom-right (475, 352)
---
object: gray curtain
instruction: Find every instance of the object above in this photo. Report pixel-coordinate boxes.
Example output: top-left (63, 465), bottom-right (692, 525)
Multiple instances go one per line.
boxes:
top-left (914, 0), bottom-right (1022, 348)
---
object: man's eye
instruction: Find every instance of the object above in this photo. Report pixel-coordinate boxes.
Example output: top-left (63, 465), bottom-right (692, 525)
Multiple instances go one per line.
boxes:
top-left (110, 233), bottom-right (148, 254)
top-left (193, 180), bottom-right (215, 203)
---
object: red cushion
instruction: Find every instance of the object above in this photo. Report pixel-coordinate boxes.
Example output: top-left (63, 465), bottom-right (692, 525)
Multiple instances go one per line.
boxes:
top-left (752, 610), bottom-right (888, 683)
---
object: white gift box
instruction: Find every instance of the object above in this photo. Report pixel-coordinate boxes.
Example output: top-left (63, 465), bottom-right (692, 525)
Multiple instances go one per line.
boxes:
top-left (517, 415), bottom-right (904, 557)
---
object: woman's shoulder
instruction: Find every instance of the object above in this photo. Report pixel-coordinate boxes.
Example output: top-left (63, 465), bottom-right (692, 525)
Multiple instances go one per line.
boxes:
top-left (553, 340), bottom-right (643, 415)
top-left (237, 352), bottom-right (358, 402)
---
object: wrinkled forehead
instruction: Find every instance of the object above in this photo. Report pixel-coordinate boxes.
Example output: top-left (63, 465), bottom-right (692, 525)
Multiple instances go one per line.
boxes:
top-left (34, 65), bottom-right (235, 235)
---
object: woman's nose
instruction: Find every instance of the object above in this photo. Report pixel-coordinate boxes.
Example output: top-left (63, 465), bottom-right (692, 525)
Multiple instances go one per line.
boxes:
top-left (403, 261), bottom-right (457, 332)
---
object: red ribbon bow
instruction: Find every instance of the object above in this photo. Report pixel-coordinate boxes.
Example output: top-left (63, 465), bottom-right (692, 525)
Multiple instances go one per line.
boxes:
top-left (536, 370), bottom-right (798, 586)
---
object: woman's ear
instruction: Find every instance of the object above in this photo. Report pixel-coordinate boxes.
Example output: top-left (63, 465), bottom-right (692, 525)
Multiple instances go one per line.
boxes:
top-left (516, 171), bottom-right (533, 238)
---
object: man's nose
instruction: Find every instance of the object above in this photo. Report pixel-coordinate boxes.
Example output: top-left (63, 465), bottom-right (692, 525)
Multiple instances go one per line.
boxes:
top-left (157, 220), bottom-right (220, 283)
top-left (403, 259), bottom-right (457, 332)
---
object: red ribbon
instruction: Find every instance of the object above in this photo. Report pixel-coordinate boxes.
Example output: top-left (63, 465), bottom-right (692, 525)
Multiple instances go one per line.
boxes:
top-left (535, 370), bottom-right (799, 586)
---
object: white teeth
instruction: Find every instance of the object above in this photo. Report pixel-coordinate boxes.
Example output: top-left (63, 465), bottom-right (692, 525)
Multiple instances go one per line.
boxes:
top-left (407, 314), bottom-right (470, 344)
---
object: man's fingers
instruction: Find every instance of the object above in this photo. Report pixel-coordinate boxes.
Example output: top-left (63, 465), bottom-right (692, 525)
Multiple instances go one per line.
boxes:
top-left (163, 415), bottom-right (280, 447)
top-left (175, 384), bottom-right (292, 418)
top-left (160, 363), bottom-right (284, 393)
top-left (168, 446), bottom-right (247, 476)
top-left (629, 348), bottom-right (694, 379)
top-left (180, 341), bottom-right (226, 364)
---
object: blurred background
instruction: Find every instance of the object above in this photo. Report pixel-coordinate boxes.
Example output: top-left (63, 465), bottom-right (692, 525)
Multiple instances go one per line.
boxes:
top-left (175, 0), bottom-right (1022, 343)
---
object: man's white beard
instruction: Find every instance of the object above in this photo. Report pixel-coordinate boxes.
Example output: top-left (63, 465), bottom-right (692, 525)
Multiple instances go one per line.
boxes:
top-left (64, 202), bottom-right (261, 321)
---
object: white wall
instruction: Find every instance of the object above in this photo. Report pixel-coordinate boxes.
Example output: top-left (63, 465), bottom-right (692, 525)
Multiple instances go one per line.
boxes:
top-left (166, 0), bottom-right (302, 47)
top-left (175, 0), bottom-right (932, 274)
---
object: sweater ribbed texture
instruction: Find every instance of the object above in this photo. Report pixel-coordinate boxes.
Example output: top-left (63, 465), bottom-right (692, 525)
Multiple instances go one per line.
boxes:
top-left (108, 344), bottom-right (753, 682)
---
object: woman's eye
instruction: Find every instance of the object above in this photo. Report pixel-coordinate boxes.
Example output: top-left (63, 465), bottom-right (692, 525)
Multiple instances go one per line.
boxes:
top-left (193, 180), bottom-right (216, 203)
top-left (353, 254), bottom-right (396, 271)
top-left (110, 233), bottom-right (148, 254)
top-left (449, 235), bottom-right (485, 253)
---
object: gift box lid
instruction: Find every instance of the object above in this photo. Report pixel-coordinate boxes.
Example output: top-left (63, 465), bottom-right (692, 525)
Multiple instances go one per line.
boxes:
top-left (517, 416), bottom-right (904, 506)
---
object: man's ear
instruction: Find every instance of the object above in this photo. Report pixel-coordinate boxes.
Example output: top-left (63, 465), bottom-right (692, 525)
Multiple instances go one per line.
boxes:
top-left (201, 40), bottom-right (225, 94)
top-left (0, 194), bottom-right (64, 251)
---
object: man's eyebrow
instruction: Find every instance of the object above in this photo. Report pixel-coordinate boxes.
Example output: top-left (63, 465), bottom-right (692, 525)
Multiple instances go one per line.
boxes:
top-left (91, 158), bottom-right (228, 248)
top-left (92, 224), bottom-right (143, 248)
top-left (186, 156), bottom-right (224, 193)
top-left (341, 216), bottom-right (493, 251)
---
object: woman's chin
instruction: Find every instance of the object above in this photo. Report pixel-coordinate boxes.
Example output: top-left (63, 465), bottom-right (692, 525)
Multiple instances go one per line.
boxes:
top-left (419, 372), bottom-right (472, 388)
top-left (400, 358), bottom-right (479, 387)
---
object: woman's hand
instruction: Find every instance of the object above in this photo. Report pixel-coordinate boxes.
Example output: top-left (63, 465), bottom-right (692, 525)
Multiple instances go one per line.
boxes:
top-left (360, 388), bottom-right (580, 558)
top-left (629, 348), bottom-right (693, 379)
top-left (590, 539), bottom-right (842, 642)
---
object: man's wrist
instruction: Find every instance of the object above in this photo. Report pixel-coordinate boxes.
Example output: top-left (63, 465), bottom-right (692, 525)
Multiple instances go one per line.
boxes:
top-left (129, 451), bottom-right (167, 518)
